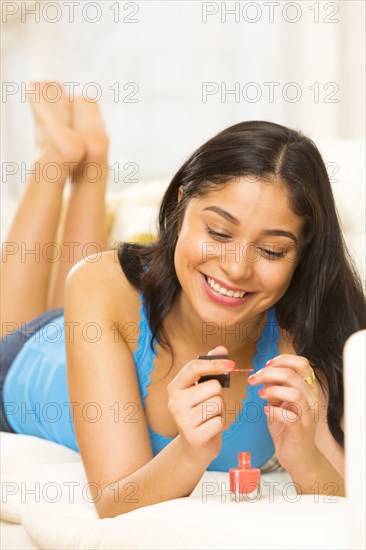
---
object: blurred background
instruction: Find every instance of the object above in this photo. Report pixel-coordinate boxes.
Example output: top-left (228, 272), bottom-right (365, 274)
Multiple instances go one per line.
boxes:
top-left (1, 0), bottom-right (365, 203)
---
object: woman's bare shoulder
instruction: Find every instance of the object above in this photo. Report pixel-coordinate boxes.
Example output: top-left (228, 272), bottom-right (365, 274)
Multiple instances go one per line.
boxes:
top-left (66, 249), bottom-right (141, 326)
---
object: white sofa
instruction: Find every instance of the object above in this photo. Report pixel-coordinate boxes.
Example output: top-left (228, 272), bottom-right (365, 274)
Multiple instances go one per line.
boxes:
top-left (1, 138), bottom-right (365, 549)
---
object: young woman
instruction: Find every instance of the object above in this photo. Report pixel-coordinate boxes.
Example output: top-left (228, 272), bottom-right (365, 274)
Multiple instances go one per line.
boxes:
top-left (1, 82), bottom-right (365, 519)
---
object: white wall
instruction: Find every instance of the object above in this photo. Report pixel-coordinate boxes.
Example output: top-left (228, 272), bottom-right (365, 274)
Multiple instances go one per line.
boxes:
top-left (1, 0), bottom-right (365, 202)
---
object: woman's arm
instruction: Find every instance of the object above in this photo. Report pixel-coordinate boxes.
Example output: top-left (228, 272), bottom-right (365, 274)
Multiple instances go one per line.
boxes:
top-left (286, 447), bottom-right (345, 497)
top-left (248, 354), bottom-right (345, 497)
top-left (98, 435), bottom-right (209, 517)
top-left (64, 252), bottom-right (214, 518)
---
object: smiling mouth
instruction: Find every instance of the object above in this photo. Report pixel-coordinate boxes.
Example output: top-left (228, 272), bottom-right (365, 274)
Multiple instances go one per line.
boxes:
top-left (203, 274), bottom-right (249, 298)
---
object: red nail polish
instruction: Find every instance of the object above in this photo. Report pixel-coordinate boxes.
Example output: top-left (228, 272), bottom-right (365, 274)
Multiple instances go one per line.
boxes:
top-left (258, 388), bottom-right (266, 397)
top-left (229, 452), bottom-right (260, 502)
top-left (264, 405), bottom-right (271, 415)
top-left (266, 359), bottom-right (273, 367)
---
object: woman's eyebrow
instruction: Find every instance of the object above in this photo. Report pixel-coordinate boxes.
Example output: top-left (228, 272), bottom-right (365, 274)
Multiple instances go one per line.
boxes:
top-left (259, 229), bottom-right (298, 244)
top-left (202, 206), bottom-right (240, 226)
top-left (202, 205), bottom-right (298, 244)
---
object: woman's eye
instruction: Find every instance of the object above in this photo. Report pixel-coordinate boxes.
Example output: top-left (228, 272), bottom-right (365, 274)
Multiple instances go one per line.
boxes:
top-left (260, 248), bottom-right (285, 259)
top-left (206, 227), bottom-right (231, 240)
top-left (205, 226), bottom-right (285, 258)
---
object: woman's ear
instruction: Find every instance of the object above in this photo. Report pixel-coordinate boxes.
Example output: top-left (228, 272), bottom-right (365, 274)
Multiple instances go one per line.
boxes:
top-left (177, 185), bottom-right (183, 203)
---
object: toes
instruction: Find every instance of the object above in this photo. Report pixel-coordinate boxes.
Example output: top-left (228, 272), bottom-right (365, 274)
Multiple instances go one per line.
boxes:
top-left (25, 81), bottom-right (85, 164)
top-left (27, 80), bottom-right (65, 102)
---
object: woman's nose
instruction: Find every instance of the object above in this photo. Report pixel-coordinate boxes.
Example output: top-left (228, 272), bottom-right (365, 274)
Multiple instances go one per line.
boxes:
top-left (219, 242), bottom-right (255, 281)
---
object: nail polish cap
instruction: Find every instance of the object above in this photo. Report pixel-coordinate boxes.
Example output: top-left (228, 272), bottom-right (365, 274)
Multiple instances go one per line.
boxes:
top-left (238, 452), bottom-right (251, 468)
top-left (229, 451), bottom-right (260, 493)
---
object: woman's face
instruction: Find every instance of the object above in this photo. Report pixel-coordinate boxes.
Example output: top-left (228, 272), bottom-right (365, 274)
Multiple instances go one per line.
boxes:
top-left (174, 177), bottom-right (303, 326)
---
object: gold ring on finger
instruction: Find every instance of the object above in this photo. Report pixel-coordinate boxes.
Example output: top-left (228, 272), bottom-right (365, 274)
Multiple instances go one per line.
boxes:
top-left (303, 367), bottom-right (316, 386)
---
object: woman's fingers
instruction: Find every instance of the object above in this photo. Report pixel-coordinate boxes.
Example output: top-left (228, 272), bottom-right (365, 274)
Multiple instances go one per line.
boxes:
top-left (260, 385), bottom-right (307, 417)
top-left (165, 347), bottom-right (238, 461)
top-left (264, 404), bottom-right (299, 424)
top-left (168, 393), bottom-right (224, 447)
top-left (266, 354), bottom-right (317, 384)
top-left (168, 382), bottom-right (224, 423)
top-left (181, 415), bottom-right (224, 448)
top-left (249, 362), bottom-right (319, 400)
top-left (247, 355), bottom-right (322, 473)
top-left (168, 356), bottom-right (235, 391)
top-left (260, 384), bottom-right (303, 403)
top-left (184, 379), bottom-right (225, 408)
top-left (193, 395), bottom-right (224, 425)
top-left (195, 415), bottom-right (224, 441)
top-left (248, 367), bottom-right (303, 394)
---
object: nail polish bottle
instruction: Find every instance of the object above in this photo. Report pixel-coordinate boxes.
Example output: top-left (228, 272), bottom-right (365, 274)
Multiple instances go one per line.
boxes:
top-left (229, 452), bottom-right (260, 502)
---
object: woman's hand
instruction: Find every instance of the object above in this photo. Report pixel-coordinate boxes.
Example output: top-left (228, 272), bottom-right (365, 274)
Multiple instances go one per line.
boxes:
top-left (248, 354), bottom-right (322, 474)
top-left (167, 346), bottom-right (235, 466)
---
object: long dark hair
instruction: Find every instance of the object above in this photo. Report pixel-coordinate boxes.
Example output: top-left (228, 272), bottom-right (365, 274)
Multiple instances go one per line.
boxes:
top-left (118, 120), bottom-right (366, 447)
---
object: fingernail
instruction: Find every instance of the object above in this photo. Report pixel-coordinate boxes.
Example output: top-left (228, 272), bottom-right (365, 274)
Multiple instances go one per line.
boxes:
top-left (258, 388), bottom-right (266, 398)
top-left (264, 405), bottom-right (270, 415)
top-left (223, 360), bottom-right (235, 370)
top-left (209, 347), bottom-right (225, 354)
top-left (248, 373), bottom-right (256, 381)
top-left (266, 359), bottom-right (274, 366)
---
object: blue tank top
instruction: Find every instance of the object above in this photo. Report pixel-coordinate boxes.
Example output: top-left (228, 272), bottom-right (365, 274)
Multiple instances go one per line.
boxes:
top-left (3, 294), bottom-right (279, 470)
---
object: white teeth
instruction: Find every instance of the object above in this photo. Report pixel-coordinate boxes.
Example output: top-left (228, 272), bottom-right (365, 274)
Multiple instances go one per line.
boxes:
top-left (206, 276), bottom-right (246, 298)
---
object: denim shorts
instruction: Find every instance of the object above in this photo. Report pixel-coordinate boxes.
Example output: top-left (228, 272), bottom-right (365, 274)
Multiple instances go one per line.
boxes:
top-left (0, 308), bottom-right (64, 433)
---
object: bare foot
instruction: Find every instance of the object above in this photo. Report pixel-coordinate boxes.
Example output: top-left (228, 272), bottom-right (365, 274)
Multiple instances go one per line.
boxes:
top-left (27, 81), bottom-right (86, 165)
top-left (71, 96), bottom-right (109, 164)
